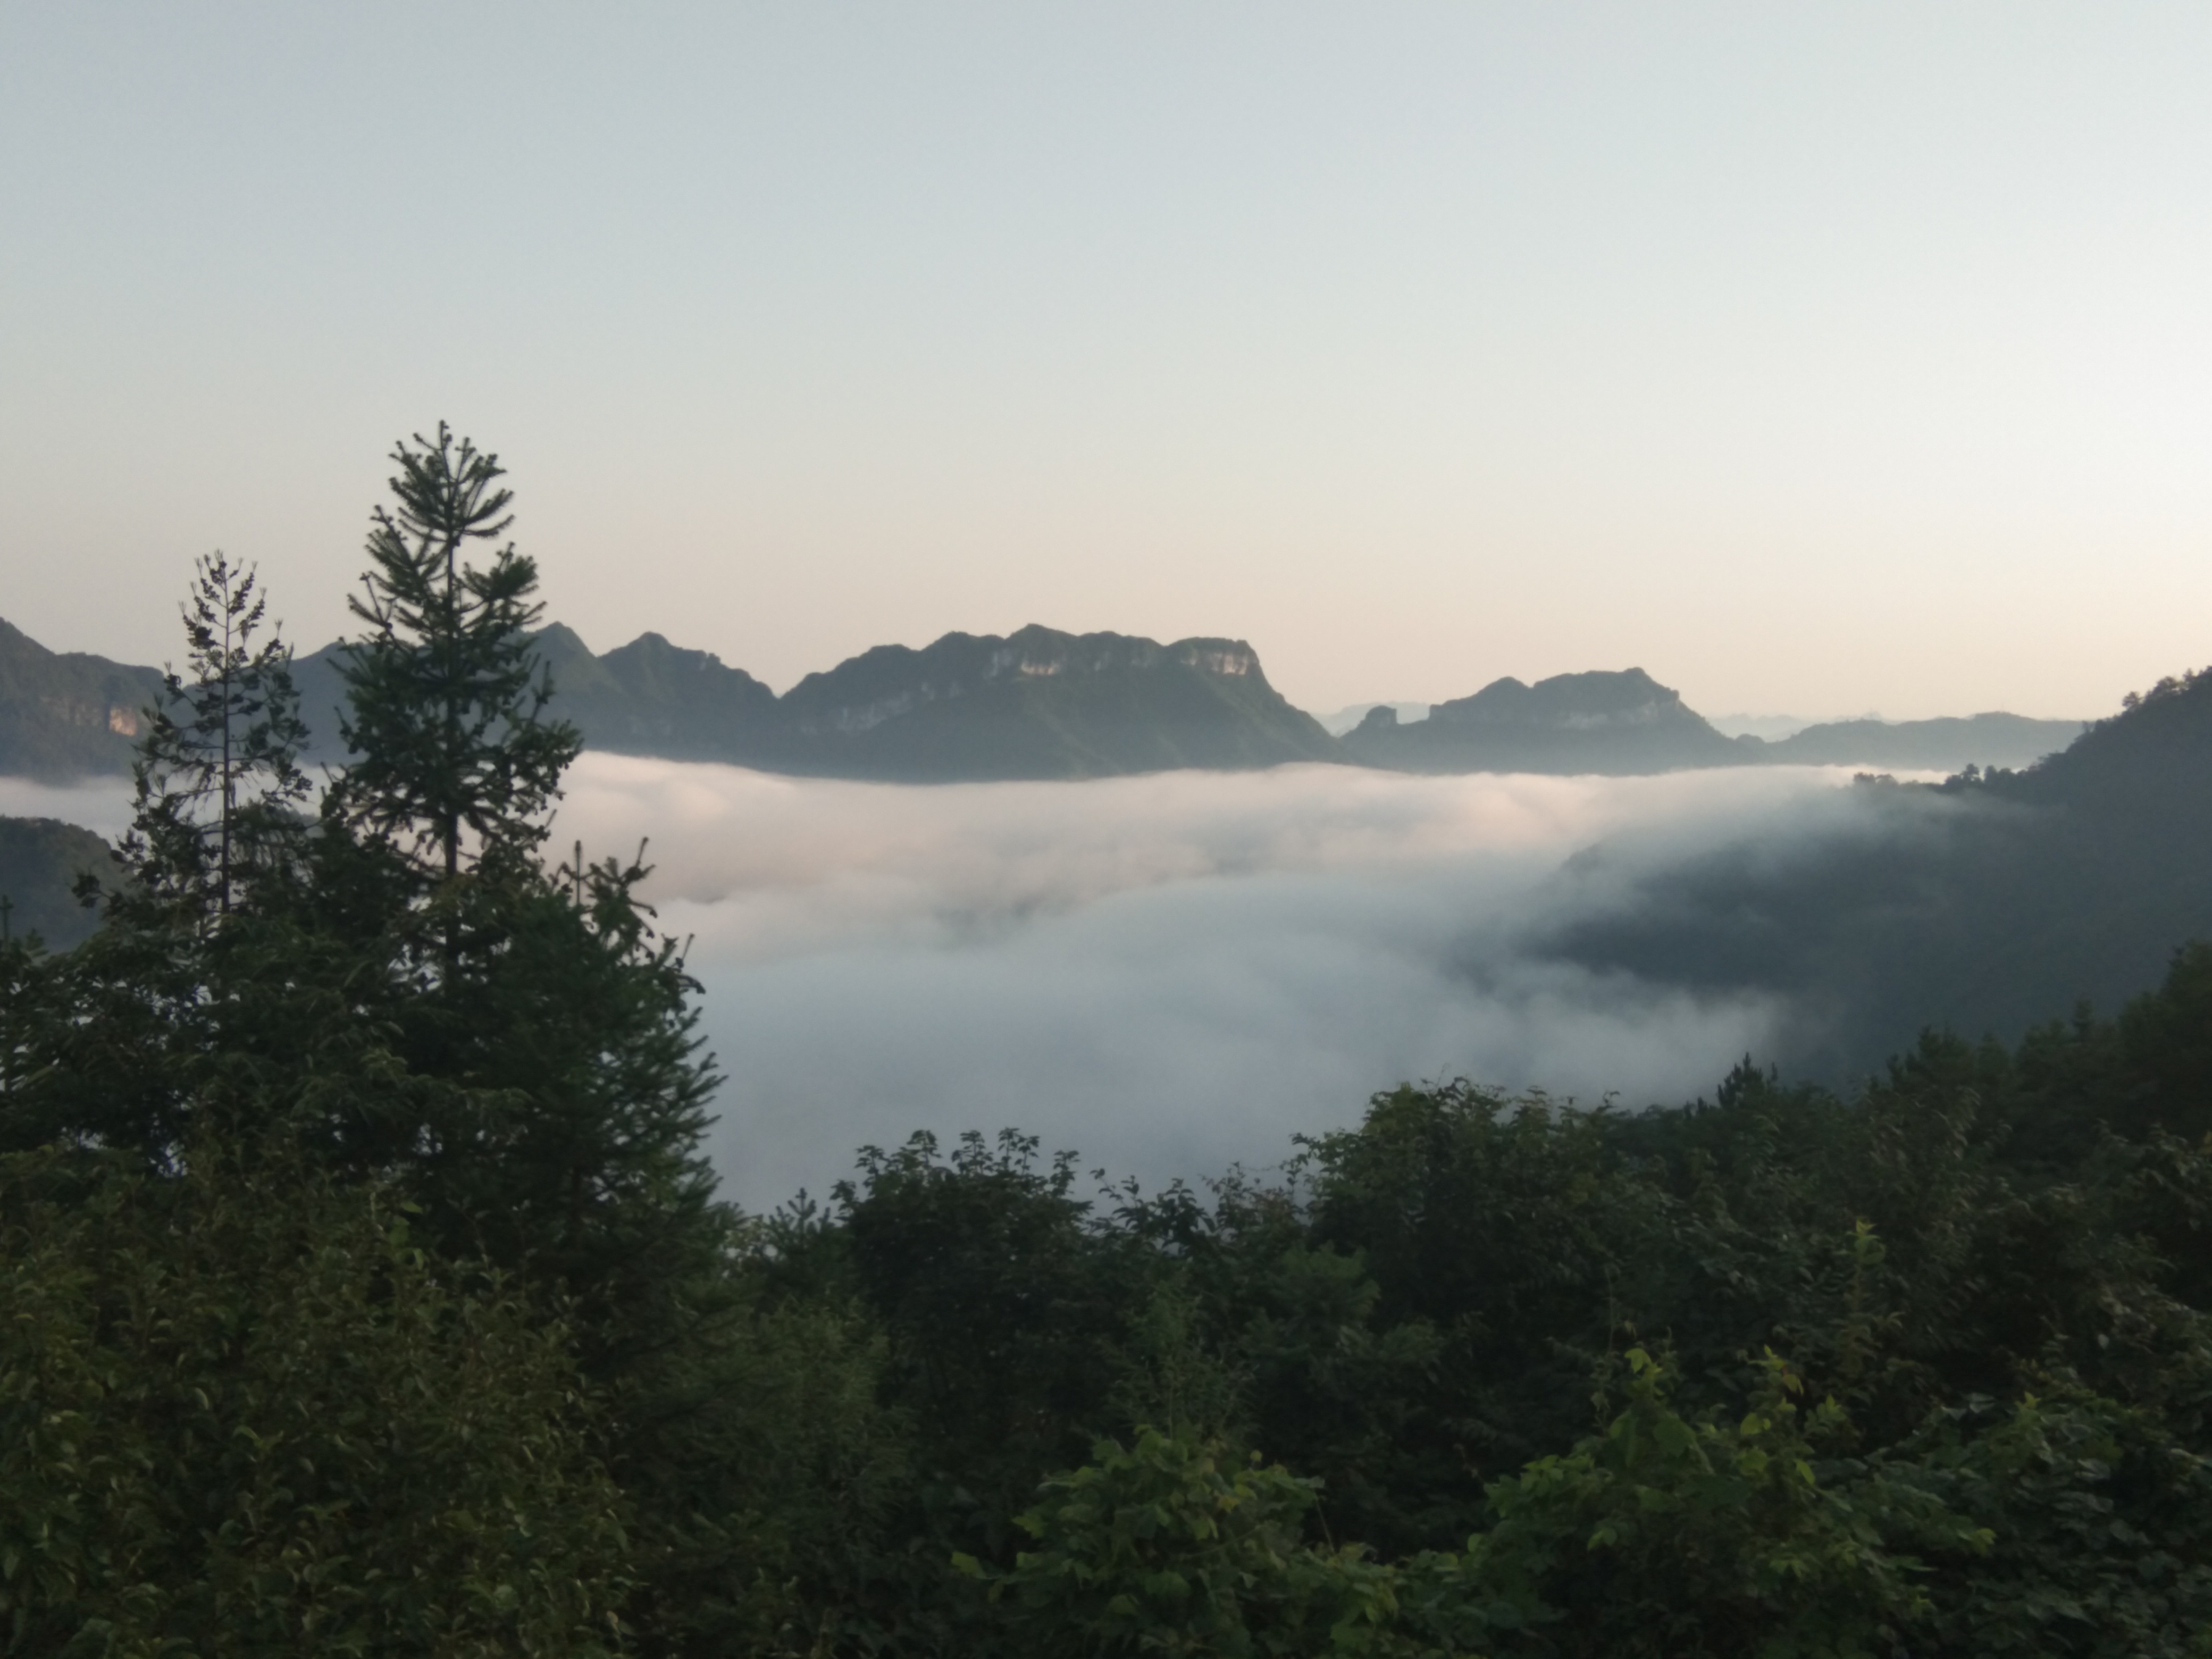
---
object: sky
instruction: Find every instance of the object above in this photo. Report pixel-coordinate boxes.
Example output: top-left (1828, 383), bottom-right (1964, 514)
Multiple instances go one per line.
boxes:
top-left (5, 4), bottom-right (2209, 722)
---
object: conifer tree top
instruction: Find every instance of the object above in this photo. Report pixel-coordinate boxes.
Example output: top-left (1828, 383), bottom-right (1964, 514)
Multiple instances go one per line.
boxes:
top-left (332, 423), bottom-right (580, 882)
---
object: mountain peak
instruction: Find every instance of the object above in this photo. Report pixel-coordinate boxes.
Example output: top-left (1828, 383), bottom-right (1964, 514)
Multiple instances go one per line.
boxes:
top-left (1347, 666), bottom-right (1739, 775)
top-left (771, 624), bottom-right (1328, 777)
top-left (1432, 667), bottom-right (1692, 731)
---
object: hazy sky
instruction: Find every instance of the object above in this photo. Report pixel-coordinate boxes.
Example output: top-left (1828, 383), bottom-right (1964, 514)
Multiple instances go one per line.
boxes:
top-left (5, 4), bottom-right (2208, 719)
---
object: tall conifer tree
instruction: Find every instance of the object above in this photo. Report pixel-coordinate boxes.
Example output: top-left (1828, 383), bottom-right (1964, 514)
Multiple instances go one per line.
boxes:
top-left (127, 552), bottom-right (310, 919)
top-left (328, 423), bottom-right (578, 891)
top-left (316, 423), bottom-right (724, 1347)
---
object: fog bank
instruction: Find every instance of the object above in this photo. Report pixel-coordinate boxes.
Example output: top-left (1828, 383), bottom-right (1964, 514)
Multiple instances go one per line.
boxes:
top-left (2, 757), bottom-right (1900, 1210)
top-left (554, 757), bottom-right (1879, 1209)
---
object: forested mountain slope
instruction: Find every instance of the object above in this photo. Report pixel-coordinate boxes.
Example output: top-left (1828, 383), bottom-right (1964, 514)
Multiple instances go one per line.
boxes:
top-left (1545, 665), bottom-right (2212, 1079)
top-left (0, 816), bottom-right (116, 949)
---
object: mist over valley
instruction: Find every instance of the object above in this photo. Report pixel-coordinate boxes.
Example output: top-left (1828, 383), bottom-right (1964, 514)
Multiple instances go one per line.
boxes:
top-left (549, 756), bottom-right (1838, 1206)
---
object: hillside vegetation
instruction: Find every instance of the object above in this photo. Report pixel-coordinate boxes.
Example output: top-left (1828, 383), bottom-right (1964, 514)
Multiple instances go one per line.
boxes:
top-left (0, 816), bottom-right (117, 950)
top-left (1549, 665), bottom-right (2212, 1081)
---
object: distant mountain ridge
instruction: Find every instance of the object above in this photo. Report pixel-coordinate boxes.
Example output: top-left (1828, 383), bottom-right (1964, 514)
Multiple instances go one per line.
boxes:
top-left (286, 625), bottom-right (783, 768)
top-left (0, 611), bottom-right (2089, 783)
top-left (1343, 678), bottom-right (2084, 776)
top-left (1343, 669), bottom-right (1745, 775)
top-left (764, 625), bottom-right (1334, 780)
top-left (1748, 711), bottom-right (2084, 770)
top-left (287, 621), bottom-right (1334, 782)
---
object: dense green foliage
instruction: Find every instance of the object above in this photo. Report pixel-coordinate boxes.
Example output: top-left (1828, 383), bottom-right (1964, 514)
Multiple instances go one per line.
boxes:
top-left (752, 989), bottom-right (2212, 1657)
top-left (0, 1143), bottom-right (629, 1657)
top-left (4, 433), bottom-right (2210, 1654)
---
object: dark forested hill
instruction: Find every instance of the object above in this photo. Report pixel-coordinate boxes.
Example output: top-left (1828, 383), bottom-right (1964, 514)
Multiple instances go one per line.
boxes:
top-left (1545, 666), bottom-right (2212, 1079)
top-left (1343, 667), bottom-right (1750, 774)
top-left (0, 816), bottom-right (118, 949)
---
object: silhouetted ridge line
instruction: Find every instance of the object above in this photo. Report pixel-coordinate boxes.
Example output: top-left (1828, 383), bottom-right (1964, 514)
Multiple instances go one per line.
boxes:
top-left (1344, 667), bottom-right (1746, 775)
top-left (0, 611), bottom-right (2094, 782)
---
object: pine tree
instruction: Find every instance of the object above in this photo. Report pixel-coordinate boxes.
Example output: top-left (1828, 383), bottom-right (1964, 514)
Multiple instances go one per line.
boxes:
top-left (312, 423), bottom-right (727, 1354)
top-left (0, 557), bottom-right (321, 1161)
top-left (125, 552), bottom-right (311, 919)
top-left (328, 422), bottom-right (579, 892)
top-left (312, 429), bottom-right (798, 1655)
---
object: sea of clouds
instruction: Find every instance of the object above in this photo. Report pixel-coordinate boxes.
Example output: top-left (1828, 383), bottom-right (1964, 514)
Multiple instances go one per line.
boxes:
top-left (544, 757), bottom-right (1912, 1209)
top-left (1, 759), bottom-right (1903, 1211)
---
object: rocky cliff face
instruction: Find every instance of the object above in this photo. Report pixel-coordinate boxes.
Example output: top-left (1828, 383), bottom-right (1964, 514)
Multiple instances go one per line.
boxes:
top-left (271, 621), bottom-right (1332, 781)
top-left (769, 624), bottom-right (1332, 780)
top-left (0, 618), bottom-right (166, 779)
top-left (1345, 667), bottom-right (1747, 775)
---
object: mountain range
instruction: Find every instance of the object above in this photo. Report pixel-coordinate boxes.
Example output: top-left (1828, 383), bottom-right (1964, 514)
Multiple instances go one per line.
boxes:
top-left (3, 602), bottom-right (2201, 1087)
top-left (282, 622), bottom-right (1337, 782)
top-left (3, 614), bottom-right (2082, 784)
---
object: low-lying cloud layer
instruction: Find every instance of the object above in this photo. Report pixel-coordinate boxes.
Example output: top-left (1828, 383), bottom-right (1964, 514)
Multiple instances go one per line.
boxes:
top-left (552, 757), bottom-right (1892, 1209)
top-left (0, 778), bottom-right (138, 840)
top-left (3, 759), bottom-right (1904, 1210)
